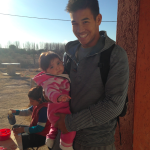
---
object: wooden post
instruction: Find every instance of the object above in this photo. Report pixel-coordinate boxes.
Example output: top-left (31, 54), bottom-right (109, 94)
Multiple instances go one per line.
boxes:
top-left (133, 0), bottom-right (150, 149)
top-left (7, 65), bottom-right (16, 76)
top-left (115, 0), bottom-right (140, 149)
top-left (116, 0), bottom-right (150, 149)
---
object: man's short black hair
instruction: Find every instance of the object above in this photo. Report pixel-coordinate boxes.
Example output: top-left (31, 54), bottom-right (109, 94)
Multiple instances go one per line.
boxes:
top-left (66, 0), bottom-right (100, 20)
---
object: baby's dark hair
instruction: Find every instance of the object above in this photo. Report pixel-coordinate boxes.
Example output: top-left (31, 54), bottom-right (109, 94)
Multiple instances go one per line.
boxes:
top-left (28, 86), bottom-right (43, 102)
top-left (39, 51), bottom-right (61, 71)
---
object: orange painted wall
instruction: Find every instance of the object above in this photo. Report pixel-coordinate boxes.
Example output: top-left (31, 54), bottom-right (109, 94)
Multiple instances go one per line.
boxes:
top-left (116, 0), bottom-right (140, 149)
top-left (133, 0), bottom-right (150, 149)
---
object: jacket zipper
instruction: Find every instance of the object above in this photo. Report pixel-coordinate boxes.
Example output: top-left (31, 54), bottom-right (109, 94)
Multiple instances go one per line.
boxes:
top-left (41, 73), bottom-right (71, 83)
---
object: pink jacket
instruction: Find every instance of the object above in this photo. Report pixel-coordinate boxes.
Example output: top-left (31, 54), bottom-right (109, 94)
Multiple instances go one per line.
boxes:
top-left (33, 71), bottom-right (71, 124)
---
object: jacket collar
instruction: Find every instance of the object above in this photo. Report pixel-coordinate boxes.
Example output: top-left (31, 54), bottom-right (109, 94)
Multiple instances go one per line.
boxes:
top-left (65, 31), bottom-right (115, 60)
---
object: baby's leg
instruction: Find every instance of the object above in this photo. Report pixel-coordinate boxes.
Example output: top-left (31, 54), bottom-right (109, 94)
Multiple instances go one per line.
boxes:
top-left (46, 124), bottom-right (58, 148)
top-left (60, 131), bottom-right (76, 150)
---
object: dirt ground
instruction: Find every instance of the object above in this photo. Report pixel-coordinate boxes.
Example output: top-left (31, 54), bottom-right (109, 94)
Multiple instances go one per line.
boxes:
top-left (0, 68), bottom-right (49, 150)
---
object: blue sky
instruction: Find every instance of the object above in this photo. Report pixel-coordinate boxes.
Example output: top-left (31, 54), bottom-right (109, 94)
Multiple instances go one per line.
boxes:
top-left (0, 0), bottom-right (118, 48)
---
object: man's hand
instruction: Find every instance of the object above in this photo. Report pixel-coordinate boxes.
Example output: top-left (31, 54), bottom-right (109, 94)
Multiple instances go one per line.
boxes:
top-left (13, 127), bottom-right (24, 134)
top-left (54, 113), bottom-right (69, 134)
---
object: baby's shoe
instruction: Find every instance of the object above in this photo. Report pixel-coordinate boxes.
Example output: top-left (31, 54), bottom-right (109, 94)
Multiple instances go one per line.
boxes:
top-left (45, 138), bottom-right (54, 149)
top-left (60, 145), bottom-right (74, 150)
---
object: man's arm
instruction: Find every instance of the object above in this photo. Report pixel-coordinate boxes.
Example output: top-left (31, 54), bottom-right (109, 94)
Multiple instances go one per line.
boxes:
top-left (65, 45), bottom-right (129, 132)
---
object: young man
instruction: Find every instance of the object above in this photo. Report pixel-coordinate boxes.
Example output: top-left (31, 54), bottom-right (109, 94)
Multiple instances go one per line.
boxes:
top-left (53, 0), bottom-right (129, 150)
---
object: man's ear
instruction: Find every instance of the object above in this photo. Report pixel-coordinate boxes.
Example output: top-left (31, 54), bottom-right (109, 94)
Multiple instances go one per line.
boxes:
top-left (96, 14), bottom-right (102, 25)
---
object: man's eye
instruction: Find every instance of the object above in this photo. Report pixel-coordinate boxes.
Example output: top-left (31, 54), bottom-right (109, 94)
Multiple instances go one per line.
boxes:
top-left (57, 62), bottom-right (60, 65)
top-left (50, 67), bottom-right (53, 69)
top-left (83, 21), bottom-right (88, 24)
top-left (72, 23), bottom-right (77, 26)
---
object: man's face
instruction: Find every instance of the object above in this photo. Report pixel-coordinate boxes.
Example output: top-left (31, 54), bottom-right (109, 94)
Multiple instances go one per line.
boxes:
top-left (70, 8), bottom-right (102, 48)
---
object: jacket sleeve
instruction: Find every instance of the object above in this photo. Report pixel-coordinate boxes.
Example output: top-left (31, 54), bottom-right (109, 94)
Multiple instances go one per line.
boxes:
top-left (15, 106), bottom-right (33, 116)
top-left (65, 45), bottom-right (129, 132)
top-left (44, 78), bottom-right (63, 103)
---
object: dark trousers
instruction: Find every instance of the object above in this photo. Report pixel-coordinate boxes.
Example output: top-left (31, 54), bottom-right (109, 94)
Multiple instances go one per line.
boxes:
top-left (12, 125), bottom-right (50, 150)
top-left (21, 132), bottom-right (46, 149)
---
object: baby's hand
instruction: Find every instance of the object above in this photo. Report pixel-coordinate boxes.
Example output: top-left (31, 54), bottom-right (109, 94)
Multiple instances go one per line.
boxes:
top-left (57, 95), bottom-right (71, 102)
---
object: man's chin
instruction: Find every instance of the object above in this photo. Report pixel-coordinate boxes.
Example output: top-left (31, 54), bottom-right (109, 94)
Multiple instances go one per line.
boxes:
top-left (78, 40), bottom-right (87, 47)
top-left (79, 42), bottom-right (88, 48)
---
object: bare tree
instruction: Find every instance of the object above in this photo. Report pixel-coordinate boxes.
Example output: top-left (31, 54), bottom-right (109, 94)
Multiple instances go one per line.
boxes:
top-left (39, 42), bottom-right (44, 49)
top-left (6, 41), bottom-right (11, 48)
top-left (25, 42), bottom-right (31, 51)
top-left (51, 43), bottom-right (56, 50)
top-left (14, 41), bottom-right (20, 49)
top-left (31, 43), bottom-right (35, 50)
top-left (44, 43), bottom-right (49, 51)
top-left (30, 43), bottom-right (36, 66)
top-left (49, 43), bottom-right (52, 51)
top-left (36, 44), bottom-right (39, 50)
top-left (22, 43), bottom-right (25, 49)
top-left (56, 43), bottom-right (60, 50)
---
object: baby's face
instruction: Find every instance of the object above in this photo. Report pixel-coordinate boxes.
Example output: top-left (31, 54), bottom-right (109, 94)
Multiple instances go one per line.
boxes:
top-left (45, 58), bottom-right (64, 75)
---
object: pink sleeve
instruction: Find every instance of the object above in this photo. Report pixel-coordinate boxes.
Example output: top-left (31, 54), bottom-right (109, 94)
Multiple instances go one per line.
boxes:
top-left (44, 79), bottom-right (62, 104)
top-left (61, 79), bottom-right (70, 92)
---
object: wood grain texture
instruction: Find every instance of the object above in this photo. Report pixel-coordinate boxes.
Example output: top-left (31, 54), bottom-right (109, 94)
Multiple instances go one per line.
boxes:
top-left (0, 131), bottom-right (23, 150)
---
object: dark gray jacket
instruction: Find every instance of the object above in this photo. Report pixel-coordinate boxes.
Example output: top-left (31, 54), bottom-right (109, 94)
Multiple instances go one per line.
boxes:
top-left (64, 31), bottom-right (129, 147)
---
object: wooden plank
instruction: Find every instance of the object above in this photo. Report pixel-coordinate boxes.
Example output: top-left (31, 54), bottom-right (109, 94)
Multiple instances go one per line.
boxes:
top-left (0, 131), bottom-right (23, 150)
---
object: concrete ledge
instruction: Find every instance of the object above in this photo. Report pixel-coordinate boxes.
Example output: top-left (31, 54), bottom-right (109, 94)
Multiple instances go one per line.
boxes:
top-left (2, 73), bottom-right (21, 76)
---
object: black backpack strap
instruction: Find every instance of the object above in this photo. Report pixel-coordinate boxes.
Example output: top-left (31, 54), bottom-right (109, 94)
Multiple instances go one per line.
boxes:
top-left (99, 44), bottom-right (115, 86)
top-left (99, 44), bottom-right (129, 145)
top-left (117, 95), bottom-right (128, 145)
top-left (117, 117), bottom-right (122, 145)
top-left (119, 96), bottom-right (128, 117)
top-left (99, 44), bottom-right (124, 145)
top-left (64, 52), bottom-right (72, 75)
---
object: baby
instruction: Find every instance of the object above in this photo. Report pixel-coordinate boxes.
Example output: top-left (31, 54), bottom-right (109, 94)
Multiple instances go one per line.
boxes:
top-left (33, 51), bottom-right (76, 150)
